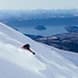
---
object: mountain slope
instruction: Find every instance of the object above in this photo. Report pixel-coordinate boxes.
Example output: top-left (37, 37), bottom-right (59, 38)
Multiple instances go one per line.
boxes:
top-left (0, 23), bottom-right (78, 78)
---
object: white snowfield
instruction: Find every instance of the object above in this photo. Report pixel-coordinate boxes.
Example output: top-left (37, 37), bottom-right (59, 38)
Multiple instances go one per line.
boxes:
top-left (0, 23), bottom-right (78, 78)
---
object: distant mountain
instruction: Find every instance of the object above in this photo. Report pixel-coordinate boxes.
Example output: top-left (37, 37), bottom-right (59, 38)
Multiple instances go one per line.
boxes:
top-left (24, 33), bottom-right (44, 40)
top-left (35, 32), bottom-right (78, 53)
top-left (0, 10), bottom-right (78, 27)
top-left (65, 26), bottom-right (78, 33)
top-left (35, 25), bottom-right (47, 31)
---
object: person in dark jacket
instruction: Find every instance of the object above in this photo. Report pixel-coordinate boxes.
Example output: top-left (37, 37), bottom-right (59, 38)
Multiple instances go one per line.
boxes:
top-left (22, 44), bottom-right (35, 55)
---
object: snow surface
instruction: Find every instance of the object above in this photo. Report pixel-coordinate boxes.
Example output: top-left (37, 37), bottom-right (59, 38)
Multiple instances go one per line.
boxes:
top-left (0, 23), bottom-right (78, 78)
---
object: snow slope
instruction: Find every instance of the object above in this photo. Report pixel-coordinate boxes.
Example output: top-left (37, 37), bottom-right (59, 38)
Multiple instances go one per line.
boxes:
top-left (53, 47), bottom-right (78, 66)
top-left (0, 23), bottom-right (78, 78)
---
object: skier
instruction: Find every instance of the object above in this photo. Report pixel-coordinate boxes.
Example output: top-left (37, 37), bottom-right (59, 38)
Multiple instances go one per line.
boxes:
top-left (22, 44), bottom-right (35, 55)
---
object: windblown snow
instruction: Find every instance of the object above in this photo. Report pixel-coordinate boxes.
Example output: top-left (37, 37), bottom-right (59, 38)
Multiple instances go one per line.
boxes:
top-left (0, 23), bottom-right (78, 78)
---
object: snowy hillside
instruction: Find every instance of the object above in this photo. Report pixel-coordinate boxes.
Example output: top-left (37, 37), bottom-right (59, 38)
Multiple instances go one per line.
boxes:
top-left (0, 23), bottom-right (78, 78)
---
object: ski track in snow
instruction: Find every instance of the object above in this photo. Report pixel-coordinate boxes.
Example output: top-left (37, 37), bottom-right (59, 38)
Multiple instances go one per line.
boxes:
top-left (0, 22), bottom-right (78, 78)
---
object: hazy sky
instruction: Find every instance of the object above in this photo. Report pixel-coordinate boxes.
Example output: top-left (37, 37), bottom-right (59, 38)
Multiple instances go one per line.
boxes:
top-left (0, 0), bottom-right (78, 10)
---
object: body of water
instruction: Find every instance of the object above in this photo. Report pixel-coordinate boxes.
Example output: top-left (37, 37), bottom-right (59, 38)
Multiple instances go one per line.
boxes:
top-left (0, 11), bottom-right (78, 36)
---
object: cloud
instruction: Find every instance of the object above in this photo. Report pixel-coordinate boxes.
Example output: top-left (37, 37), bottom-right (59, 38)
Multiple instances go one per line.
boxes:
top-left (0, 0), bottom-right (77, 10)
